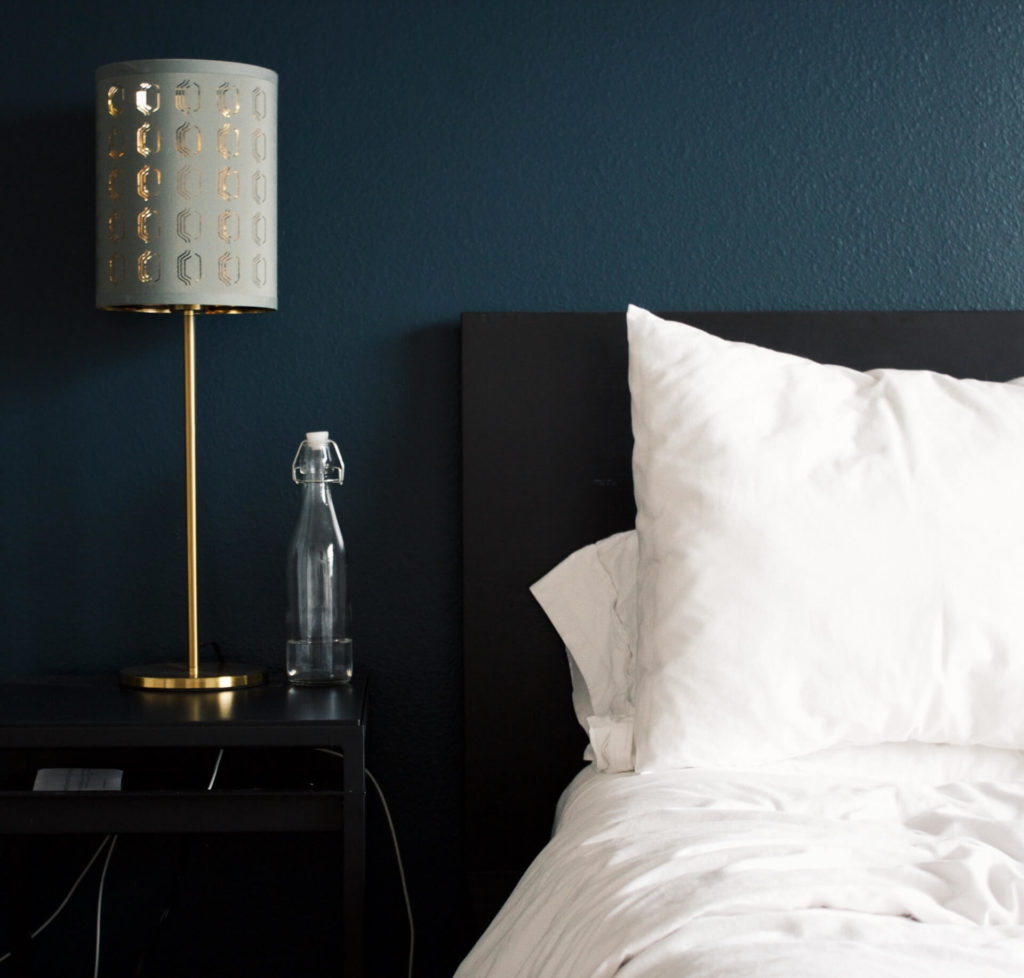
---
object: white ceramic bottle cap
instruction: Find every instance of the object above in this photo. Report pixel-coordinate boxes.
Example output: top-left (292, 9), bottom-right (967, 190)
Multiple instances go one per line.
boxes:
top-left (305, 431), bottom-right (329, 448)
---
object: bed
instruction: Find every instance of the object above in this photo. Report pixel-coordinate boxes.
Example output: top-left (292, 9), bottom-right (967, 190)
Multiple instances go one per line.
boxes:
top-left (458, 306), bottom-right (1024, 977)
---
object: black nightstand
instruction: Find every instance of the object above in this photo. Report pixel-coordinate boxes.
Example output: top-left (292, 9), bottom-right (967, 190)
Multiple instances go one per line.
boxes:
top-left (0, 673), bottom-right (367, 976)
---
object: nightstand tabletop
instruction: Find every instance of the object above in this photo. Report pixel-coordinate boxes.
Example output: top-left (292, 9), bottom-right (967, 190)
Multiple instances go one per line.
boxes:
top-left (0, 673), bottom-right (367, 748)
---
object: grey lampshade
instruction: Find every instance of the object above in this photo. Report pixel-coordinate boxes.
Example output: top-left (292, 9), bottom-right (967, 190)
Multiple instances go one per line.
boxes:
top-left (95, 59), bottom-right (277, 312)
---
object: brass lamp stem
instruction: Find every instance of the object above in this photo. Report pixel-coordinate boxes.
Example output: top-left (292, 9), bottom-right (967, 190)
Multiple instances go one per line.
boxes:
top-left (118, 307), bottom-right (266, 691)
top-left (184, 308), bottom-right (200, 679)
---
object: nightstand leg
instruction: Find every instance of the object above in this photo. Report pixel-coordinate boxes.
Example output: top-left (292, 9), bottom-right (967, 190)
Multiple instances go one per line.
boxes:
top-left (342, 735), bottom-right (366, 976)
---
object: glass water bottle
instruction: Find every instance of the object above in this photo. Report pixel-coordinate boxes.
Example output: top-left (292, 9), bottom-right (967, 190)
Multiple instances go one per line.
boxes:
top-left (286, 431), bottom-right (353, 684)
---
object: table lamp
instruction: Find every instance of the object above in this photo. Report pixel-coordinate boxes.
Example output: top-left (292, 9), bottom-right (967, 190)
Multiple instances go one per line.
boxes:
top-left (96, 59), bottom-right (277, 690)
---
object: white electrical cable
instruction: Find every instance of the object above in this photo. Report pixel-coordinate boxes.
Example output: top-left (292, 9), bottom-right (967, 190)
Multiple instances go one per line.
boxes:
top-left (0, 834), bottom-right (114, 965)
top-left (365, 767), bottom-right (415, 978)
top-left (92, 835), bottom-right (118, 978)
top-left (317, 750), bottom-right (415, 978)
top-left (207, 748), bottom-right (224, 790)
top-left (2, 749), bottom-right (227, 975)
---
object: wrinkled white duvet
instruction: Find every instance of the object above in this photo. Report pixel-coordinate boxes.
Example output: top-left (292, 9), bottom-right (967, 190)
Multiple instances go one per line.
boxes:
top-left (456, 768), bottom-right (1024, 977)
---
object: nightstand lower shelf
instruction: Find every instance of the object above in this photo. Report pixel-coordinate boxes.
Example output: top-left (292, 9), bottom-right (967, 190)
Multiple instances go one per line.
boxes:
top-left (0, 789), bottom-right (347, 834)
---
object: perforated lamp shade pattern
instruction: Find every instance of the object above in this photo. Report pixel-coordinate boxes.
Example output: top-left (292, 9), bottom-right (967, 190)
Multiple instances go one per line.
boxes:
top-left (95, 58), bottom-right (277, 313)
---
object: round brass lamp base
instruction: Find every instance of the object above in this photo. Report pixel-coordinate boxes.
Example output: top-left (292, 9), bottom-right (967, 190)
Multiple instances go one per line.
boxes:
top-left (120, 662), bottom-right (267, 691)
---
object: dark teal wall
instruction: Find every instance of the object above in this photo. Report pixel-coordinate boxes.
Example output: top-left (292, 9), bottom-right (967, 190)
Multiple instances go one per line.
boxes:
top-left (5, 1), bottom-right (1024, 975)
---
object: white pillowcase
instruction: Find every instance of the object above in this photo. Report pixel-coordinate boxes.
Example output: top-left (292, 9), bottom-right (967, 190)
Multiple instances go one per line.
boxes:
top-left (535, 527), bottom-right (1024, 782)
top-left (628, 305), bottom-right (1024, 771)
top-left (530, 531), bottom-right (637, 772)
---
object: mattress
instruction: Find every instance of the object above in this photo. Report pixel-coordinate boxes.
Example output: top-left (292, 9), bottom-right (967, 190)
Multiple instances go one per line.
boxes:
top-left (456, 765), bottom-right (1024, 977)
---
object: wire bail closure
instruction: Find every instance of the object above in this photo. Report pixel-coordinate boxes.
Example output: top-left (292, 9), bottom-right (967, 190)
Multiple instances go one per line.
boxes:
top-left (292, 437), bottom-right (345, 485)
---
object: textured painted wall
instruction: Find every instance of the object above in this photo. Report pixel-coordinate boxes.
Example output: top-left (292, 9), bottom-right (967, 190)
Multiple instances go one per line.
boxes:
top-left (4, 1), bottom-right (1024, 974)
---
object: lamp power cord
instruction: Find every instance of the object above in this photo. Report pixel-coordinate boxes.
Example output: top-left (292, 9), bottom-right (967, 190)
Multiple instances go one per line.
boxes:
top-left (317, 749), bottom-right (415, 978)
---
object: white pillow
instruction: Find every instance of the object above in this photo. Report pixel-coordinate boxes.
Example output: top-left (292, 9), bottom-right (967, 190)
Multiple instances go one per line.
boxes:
top-left (530, 531), bottom-right (637, 771)
top-left (628, 305), bottom-right (1024, 771)
top-left (536, 527), bottom-right (1024, 781)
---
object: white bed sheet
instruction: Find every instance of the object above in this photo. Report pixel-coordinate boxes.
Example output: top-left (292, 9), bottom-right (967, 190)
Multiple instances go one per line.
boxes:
top-left (456, 766), bottom-right (1024, 977)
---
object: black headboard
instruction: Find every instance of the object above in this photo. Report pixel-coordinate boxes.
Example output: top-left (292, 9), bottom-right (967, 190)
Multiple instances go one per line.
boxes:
top-left (460, 309), bottom-right (1024, 934)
